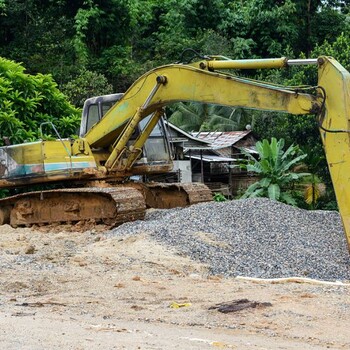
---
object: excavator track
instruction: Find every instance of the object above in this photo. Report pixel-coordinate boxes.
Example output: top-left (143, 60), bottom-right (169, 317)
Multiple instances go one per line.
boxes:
top-left (132, 182), bottom-right (213, 209)
top-left (0, 182), bottom-right (212, 229)
top-left (0, 187), bottom-right (146, 227)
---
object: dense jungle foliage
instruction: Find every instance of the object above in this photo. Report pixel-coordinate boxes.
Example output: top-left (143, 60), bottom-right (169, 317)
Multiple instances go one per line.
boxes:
top-left (0, 0), bottom-right (350, 207)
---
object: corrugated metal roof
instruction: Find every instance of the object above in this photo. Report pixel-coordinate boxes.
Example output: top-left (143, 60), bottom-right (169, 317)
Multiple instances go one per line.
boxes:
top-left (186, 155), bottom-right (237, 162)
top-left (191, 131), bottom-right (251, 149)
top-left (184, 146), bottom-right (213, 150)
top-left (165, 121), bottom-right (211, 145)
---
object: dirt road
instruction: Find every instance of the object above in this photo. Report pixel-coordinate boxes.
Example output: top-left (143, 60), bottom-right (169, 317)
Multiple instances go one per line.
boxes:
top-left (0, 224), bottom-right (349, 349)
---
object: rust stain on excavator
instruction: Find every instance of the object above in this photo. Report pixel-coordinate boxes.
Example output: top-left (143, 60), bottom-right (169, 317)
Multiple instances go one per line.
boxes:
top-left (0, 187), bottom-right (146, 227)
top-left (129, 182), bottom-right (213, 209)
top-left (0, 183), bottom-right (213, 228)
top-left (249, 90), bottom-right (260, 108)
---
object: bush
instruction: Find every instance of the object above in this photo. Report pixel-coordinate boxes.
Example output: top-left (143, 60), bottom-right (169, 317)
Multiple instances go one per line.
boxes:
top-left (61, 69), bottom-right (113, 108)
top-left (0, 57), bottom-right (81, 145)
top-left (213, 192), bottom-right (227, 202)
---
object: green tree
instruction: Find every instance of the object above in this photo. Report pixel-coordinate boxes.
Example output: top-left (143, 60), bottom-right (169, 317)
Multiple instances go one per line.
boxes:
top-left (252, 32), bottom-right (350, 197)
top-left (293, 0), bottom-right (349, 56)
top-left (219, 0), bottom-right (349, 58)
top-left (72, 0), bottom-right (149, 91)
top-left (312, 32), bottom-right (350, 70)
top-left (61, 69), bottom-right (113, 108)
top-left (1, 0), bottom-right (348, 92)
top-left (168, 102), bottom-right (251, 132)
top-left (153, 0), bottom-right (230, 62)
top-left (241, 138), bottom-right (309, 205)
top-left (0, 1), bottom-right (79, 83)
top-left (0, 57), bottom-right (80, 145)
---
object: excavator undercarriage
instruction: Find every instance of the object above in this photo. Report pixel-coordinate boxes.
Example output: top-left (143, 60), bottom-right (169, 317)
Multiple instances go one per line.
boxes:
top-left (0, 182), bottom-right (212, 227)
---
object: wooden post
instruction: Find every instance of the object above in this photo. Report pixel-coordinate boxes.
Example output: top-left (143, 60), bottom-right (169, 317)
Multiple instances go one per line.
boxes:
top-left (200, 149), bottom-right (204, 183)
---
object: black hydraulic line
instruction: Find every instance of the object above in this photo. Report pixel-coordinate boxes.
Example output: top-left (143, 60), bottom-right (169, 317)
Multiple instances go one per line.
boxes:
top-left (317, 86), bottom-right (350, 134)
top-left (177, 48), bottom-right (210, 64)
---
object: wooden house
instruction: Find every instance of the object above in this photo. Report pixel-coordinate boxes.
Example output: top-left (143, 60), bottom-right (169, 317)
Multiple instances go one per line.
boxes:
top-left (163, 122), bottom-right (259, 197)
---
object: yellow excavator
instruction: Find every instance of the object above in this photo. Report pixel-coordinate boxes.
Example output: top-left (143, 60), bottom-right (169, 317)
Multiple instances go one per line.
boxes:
top-left (0, 55), bottom-right (350, 249)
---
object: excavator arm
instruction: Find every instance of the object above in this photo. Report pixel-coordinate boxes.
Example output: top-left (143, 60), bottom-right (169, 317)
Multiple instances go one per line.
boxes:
top-left (85, 61), bottom-right (320, 151)
top-left (316, 57), bottom-right (350, 249)
top-left (83, 55), bottom-right (350, 248)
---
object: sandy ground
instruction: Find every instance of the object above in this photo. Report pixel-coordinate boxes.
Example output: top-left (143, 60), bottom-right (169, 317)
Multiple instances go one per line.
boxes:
top-left (0, 223), bottom-right (349, 349)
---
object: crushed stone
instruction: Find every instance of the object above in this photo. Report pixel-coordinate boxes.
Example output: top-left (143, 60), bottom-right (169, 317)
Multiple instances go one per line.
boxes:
top-left (111, 198), bottom-right (350, 281)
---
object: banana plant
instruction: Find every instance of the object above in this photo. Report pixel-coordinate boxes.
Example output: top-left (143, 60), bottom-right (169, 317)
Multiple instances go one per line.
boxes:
top-left (240, 137), bottom-right (310, 205)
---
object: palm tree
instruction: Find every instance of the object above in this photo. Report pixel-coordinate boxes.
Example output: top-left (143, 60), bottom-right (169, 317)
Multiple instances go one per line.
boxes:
top-left (168, 101), bottom-right (251, 132)
top-left (241, 138), bottom-right (309, 205)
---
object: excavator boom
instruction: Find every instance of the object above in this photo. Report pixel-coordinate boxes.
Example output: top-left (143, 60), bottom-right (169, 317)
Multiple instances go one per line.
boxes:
top-left (85, 63), bottom-right (319, 151)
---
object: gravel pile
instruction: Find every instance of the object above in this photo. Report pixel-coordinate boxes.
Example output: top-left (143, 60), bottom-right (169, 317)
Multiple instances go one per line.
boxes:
top-left (111, 198), bottom-right (350, 281)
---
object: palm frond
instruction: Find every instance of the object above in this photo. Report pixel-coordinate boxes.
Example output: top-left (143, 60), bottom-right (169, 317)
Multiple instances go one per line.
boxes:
top-left (304, 182), bottom-right (326, 205)
top-left (280, 192), bottom-right (297, 206)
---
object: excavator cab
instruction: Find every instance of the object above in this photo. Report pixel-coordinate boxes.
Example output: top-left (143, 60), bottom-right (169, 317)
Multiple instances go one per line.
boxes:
top-left (79, 93), bottom-right (124, 137)
top-left (80, 93), bottom-right (172, 167)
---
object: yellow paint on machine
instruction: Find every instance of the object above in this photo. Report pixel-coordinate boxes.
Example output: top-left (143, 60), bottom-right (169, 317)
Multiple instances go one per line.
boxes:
top-left (318, 58), bottom-right (350, 248)
top-left (0, 140), bottom-right (97, 178)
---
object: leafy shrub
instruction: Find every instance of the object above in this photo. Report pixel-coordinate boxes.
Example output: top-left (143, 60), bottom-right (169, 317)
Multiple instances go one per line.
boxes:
top-left (241, 138), bottom-right (309, 206)
top-left (61, 69), bottom-right (113, 108)
top-left (0, 57), bottom-right (81, 145)
top-left (213, 192), bottom-right (227, 202)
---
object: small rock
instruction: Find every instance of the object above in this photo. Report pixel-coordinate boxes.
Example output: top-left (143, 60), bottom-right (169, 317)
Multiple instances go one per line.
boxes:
top-left (17, 234), bottom-right (26, 242)
top-left (24, 245), bottom-right (36, 254)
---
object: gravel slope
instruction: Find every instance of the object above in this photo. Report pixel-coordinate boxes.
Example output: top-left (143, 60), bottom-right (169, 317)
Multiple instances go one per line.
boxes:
top-left (112, 198), bottom-right (350, 281)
